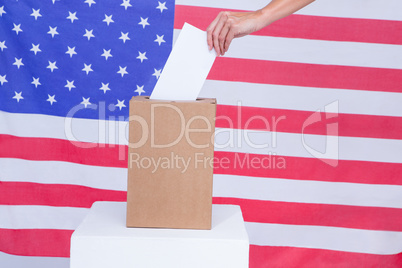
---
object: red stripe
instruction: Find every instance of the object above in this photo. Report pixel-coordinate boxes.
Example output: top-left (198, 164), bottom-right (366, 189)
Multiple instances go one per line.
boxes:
top-left (2, 182), bottom-right (400, 231)
top-left (175, 5), bottom-right (402, 45)
top-left (213, 197), bottom-right (402, 232)
top-left (1, 135), bottom-right (401, 185)
top-left (0, 134), bottom-right (127, 168)
top-left (213, 152), bottom-right (402, 185)
top-left (216, 105), bottom-right (402, 140)
top-left (1, 181), bottom-right (401, 231)
top-left (208, 57), bottom-right (402, 93)
top-left (0, 182), bottom-right (126, 208)
top-left (249, 245), bottom-right (402, 268)
top-left (0, 229), bottom-right (72, 257)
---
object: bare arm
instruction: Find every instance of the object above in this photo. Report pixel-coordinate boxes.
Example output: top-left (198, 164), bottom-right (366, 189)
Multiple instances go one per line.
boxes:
top-left (206, 0), bottom-right (315, 56)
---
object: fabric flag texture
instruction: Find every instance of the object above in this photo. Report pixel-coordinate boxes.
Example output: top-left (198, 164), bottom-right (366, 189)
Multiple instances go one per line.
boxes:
top-left (1, 0), bottom-right (402, 267)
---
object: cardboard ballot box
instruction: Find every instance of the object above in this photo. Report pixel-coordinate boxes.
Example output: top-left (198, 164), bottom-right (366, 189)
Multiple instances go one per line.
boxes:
top-left (126, 96), bottom-right (216, 229)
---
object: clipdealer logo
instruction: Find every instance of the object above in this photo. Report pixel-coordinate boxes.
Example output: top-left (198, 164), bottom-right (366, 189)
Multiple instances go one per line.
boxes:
top-left (301, 100), bottom-right (339, 167)
top-left (63, 99), bottom-right (339, 168)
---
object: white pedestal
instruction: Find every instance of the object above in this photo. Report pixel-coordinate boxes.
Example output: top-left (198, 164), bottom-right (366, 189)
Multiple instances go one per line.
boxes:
top-left (70, 202), bottom-right (249, 268)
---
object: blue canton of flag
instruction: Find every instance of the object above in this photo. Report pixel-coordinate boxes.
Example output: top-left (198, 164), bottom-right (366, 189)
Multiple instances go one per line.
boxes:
top-left (0, 0), bottom-right (174, 120)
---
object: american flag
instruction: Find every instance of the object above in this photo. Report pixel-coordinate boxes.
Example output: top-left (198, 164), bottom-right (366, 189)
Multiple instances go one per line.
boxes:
top-left (0, 0), bottom-right (175, 265)
top-left (1, 0), bottom-right (402, 267)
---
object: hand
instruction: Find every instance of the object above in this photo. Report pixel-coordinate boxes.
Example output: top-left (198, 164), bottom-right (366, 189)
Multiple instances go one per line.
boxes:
top-left (206, 0), bottom-right (315, 56)
top-left (206, 10), bottom-right (265, 56)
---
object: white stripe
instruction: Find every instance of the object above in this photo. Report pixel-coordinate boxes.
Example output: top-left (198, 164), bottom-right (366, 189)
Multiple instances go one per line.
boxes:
top-left (174, 29), bottom-right (402, 69)
top-left (0, 252), bottom-right (69, 268)
top-left (0, 110), bottom-right (129, 145)
top-left (296, 0), bottom-right (402, 21)
top-left (2, 83), bottom-right (402, 136)
top-left (2, 159), bottom-right (401, 209)
top-left (176, 0), bottom-right (402, 21)
top-left (201, 80), bottom-right (402, 117)
top-left (0, 158), bottom-right (127, 191)
top-left (0, 109), bottom-right (129, 143)
top-left (1, 175), bottom-right (400, 231)
top-left (1, 86), bottom-right (401, 143)
top-left (214, 129), bottom-right (402, 163)
top-left (214, 174), bottom-right (402, 209)
top-left (1, 112), bottom-right (401, 163)
top-left (0, 205), bottom-right (88, 230)
top-left (246, 222), bottom-right (402, 255)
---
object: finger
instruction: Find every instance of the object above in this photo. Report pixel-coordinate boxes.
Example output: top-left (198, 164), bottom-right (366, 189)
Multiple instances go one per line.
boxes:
top-left (206, 13), bottom-right (223, 50)
top-left (212, 31), bottom-right (220, 56)
top-left (212, 12), bottom-right (230, 56)
top-left (207, 31), bottom-right (213, 51)
top-left (224, 28), bottom-right (236, 54)
top-left (218, 22), bottom-right (231, 56)
top-left (207, 12), bottom-right (226, 52)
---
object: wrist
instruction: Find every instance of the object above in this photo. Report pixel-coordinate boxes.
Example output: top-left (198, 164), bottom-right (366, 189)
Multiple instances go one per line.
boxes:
top-left (257, 6), bottom-right (275, 28)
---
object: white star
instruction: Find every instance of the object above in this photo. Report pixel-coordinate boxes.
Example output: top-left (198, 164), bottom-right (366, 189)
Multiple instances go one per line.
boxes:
top-left (67, 11), bottom-right (78, 23)
top-left (121, 0), bottom-right (132, 10)
top-left (12, 23), bottom-right (23, 35)
top-left (154, 35), bottom-right (165, 46)
top-left (0, 6), bottom-right (6, 17)
top-left (84, 0), bottom-right (96, 7)
top-left (81, 97), bottom-right (92, 108)
top-left (156, 2), bottom-right (168, 13)
top-left (66, 46), bottom-right (77, 58)
top-left (136, 51), bottom-right (148, 63)
top-left (99, 82), bottom-right (111, 94)
top-left (13, 91), bottom-right (24, 102)
top-left (0, 75), bottom-right (7, 86)
top-left (103, 14), bottom-right (114, 26)
top-left (47, 61), bottom-right (58, 72)
top-left (117, 66), bottom-right (128, 77)
top-left (31, 8), bottom-right (42, 20)
top-left (115, 99), bottom-right (126, 111)
top-left (13, 58), bottom-right (24, 69)
top-left (138, 17), bottom-right (150, 29)
top-left (82, 63), bottom-right (93, 75)
top-left (31, 77), bottom-right (41, 88)
top-left (52, 0), bottom-right (58, 4)
top-left (0, 41), bottom-right (6, 52)
top-left (83, 29), bottom-right (95, 40)
top-left (65, 80), bottom-right (75, 91)
top-left (101, 49), bottom-right (112, 60)
top-left (30, 44), bottom-right (41, 55)
top-left (152, 68), bottom-right (162, 79)
top-left (119, 32), bottom-right (130, 43)
top-left (135, 85), bottom-right (145, 95)
top-left (48, 26), bottom-right (59, 38)
top-left (47, 94), bottom-right (57, 105)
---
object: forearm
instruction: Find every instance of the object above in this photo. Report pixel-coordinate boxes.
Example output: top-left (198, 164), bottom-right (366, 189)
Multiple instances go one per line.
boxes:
top-left (257, 0), bottom-right (316, 29)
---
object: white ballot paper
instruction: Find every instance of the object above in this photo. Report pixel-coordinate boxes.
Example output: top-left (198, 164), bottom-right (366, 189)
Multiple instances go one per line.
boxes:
top-left (150, 23), bottom-right (217, 101)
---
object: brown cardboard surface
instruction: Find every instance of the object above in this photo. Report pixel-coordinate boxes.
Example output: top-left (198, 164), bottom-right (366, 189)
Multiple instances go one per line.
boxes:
top-left (126, 96), bottom-right (216, 229)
